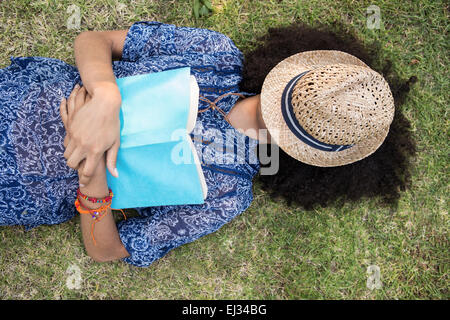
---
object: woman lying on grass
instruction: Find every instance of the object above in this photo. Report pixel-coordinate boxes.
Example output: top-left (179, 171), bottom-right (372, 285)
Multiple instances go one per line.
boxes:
top-left (0, 21), bottom-right (416, 267)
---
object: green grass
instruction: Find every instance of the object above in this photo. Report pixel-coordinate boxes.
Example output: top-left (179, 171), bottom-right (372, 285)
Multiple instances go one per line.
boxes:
top-left (0, 0), bottom-right (448, 299)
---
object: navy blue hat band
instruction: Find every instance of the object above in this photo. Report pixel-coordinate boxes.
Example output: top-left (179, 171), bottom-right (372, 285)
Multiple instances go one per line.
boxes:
top-left (280, 71), bottom-right (353, 152)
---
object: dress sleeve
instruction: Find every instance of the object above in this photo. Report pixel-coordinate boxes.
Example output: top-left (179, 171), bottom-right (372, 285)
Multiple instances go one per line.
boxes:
top-left (121, 21), bottom-right (242, 62)
top-left (117, 171), bottom-right (254, 267)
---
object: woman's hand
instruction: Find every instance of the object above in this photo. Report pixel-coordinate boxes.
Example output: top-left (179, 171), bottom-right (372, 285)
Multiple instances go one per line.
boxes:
top-left (61, 82), bottom-right (121, 186)
top-left (60, 84), bottom-right (107, 185)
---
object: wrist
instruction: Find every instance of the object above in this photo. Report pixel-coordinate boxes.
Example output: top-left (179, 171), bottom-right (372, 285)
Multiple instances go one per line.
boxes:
top-left (91, 82), bottom-right (122, 109)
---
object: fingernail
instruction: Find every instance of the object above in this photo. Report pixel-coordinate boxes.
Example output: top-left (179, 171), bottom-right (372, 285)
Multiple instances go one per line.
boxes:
top-left (79, 183), bottom-right (85, 188)
top-left (113, 168), bottom-right (119, 178)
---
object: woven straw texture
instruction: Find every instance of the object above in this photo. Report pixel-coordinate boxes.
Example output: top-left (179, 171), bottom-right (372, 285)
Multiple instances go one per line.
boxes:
top-left (260, 50), bottom-right (395, 167)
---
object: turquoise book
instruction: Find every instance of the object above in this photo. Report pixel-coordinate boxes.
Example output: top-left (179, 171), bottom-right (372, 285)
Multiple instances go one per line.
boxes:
top-left (106, 67), bottom-right (208, 209)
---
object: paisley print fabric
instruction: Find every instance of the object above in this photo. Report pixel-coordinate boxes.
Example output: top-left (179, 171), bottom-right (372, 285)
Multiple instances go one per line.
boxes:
top-left (0, 21), bottom-right (260, 267)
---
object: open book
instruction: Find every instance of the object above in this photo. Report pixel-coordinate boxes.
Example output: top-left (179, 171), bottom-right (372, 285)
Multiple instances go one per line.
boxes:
top-left (106, 67), bottom-right (207, 209)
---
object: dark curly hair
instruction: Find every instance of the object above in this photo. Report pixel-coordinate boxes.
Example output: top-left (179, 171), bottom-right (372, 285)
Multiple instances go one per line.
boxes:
top-left (239, 22), bottom-right (417, 210)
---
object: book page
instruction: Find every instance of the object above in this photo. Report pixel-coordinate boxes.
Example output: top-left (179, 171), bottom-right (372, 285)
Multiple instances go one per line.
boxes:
top-left (187, 136), bottom-right (208, 200)
top-left (186, 75), bottom-right (199, 133)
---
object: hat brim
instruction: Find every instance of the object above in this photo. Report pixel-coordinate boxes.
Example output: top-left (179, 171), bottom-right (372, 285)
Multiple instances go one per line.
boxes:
top-left (260, 50), bottom-right (390, 167)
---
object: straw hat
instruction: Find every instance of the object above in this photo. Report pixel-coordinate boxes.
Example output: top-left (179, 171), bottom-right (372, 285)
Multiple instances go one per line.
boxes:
top-left (260, 50), bottom-right (395, 167)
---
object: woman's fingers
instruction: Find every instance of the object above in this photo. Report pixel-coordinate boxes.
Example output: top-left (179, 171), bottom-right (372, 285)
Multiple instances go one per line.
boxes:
top-left (75, 86), bottom-right (87, 113)
top-left (77, 159), bottom-right (86, 176)
top-left (68, 84), bottom-right (80, 124)
top-left (85, 90), bottom-right (92, 104)
top-left (106, 140), bottom-right (120, 178)
top-left (63, 134), bottom-right (70, 148)
top-left (77, 160), bottom-right (87, 187)
top-left (59, 97), bottom-right (68, 130)
top-left (78, 153), bottom-right (101, 186)
top-left (63, 139), bottom-right (76, 161)
top-left (66, 147), bottom-right (85, 170)
top-left (62, 84), bottom-right (94, 173)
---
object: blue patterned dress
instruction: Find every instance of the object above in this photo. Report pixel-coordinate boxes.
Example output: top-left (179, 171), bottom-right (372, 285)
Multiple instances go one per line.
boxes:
top-left (0, 21), bottom-right (260, 267)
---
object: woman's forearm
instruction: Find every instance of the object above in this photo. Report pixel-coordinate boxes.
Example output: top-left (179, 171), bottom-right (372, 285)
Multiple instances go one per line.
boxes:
top-left (69, 30), bottom-right (128, 184)
top-left (78, 162), bottom-right (129, 262)
top-left (74, 31), bottom-right (122, 98)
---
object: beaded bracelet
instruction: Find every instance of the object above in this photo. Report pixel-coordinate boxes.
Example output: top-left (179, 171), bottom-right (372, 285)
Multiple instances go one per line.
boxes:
top-left (75, 198), bottom-right (111, 219)
top-left (75, 192), bottom-right (127, 246)
top-left (75, 198), bottom-right (111, 246)
top-left (77, 188), bottom-right (113, 204)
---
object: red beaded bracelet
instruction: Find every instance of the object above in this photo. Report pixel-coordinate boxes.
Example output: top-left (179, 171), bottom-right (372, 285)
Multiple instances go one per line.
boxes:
top-left (77, 188), bottom-right (113, 204)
